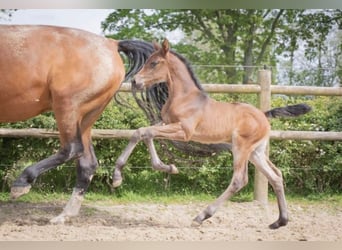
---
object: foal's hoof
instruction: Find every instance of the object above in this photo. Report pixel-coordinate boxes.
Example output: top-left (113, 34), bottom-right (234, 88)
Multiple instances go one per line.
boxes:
top-left (269, 218), bottom-right (288, 229)
top-left (170, 164), bottom-right (179, 174)
top-left (10, 185), bottom-right (31, 199)
top-left (112, 178), bottom-right (123, 188)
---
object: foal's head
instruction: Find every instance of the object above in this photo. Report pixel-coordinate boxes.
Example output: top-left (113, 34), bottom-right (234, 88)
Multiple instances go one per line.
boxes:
top-left (133, 39), bottom-right (171, 90)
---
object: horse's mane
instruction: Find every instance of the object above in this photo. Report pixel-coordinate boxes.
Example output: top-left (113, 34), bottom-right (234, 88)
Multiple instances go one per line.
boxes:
top-left (132, 49), bottom-right (231, 157)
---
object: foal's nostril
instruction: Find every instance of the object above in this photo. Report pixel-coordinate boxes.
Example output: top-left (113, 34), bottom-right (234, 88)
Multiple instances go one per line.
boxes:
top-left (132, 78), bottom-right (144, 90)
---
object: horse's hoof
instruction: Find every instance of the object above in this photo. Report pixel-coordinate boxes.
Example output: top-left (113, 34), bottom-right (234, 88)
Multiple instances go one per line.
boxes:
top-left (10, 185), bottom-right (31, 199)
top-left (191, 218), bottom-right (202, 227)
top-left (112, 179), bottom-right (123, 188)
top-left (170, 164), bottom-right (179, 174)
top-left (50, 214), bottom-right (67, 225)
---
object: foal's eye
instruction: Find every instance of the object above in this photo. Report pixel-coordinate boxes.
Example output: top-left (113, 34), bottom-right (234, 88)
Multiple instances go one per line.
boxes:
top-left (150, 61), bottom-right (159, 68)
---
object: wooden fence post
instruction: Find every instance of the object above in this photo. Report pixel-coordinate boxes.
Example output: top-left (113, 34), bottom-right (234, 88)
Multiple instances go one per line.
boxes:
top-left (253, 69), bottom-right (271, 204)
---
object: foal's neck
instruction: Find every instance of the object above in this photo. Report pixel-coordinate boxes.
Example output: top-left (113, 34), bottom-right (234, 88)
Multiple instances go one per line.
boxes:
top-left (166, 54), bottom-right (202, 98)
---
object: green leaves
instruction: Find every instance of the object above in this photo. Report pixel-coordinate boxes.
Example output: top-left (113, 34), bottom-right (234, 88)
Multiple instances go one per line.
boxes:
top-left (102, 9), bottom-right (340, 86)
top-left (0, 95), bottom-right (341, 195)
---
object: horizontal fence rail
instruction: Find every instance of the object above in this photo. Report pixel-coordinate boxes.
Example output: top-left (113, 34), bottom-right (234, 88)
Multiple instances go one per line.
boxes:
top-left (1, 128), bottom-right (341, 141)
top-left (270, 130), bottom-right (342, 141)
top-left (1, 82), bottom-right (341, 141)
top-left (119, 82), bottom-right (342, 96)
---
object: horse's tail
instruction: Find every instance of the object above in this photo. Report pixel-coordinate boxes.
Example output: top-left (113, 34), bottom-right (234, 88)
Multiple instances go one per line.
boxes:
top-left (117, 40), bottom-right (155, 81)
top-left (264, 103), bottom-right (311, 118)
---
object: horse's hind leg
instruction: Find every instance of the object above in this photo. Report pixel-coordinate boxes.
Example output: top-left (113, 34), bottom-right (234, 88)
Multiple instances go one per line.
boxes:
top-left (50, 92), bottom-right (114, 224)
top-left (50, 129), bottom-right (98, 224)
top-left (249, 142), bottom-right (288, 229)
top-left (10, 127), bottom-right (84, 199)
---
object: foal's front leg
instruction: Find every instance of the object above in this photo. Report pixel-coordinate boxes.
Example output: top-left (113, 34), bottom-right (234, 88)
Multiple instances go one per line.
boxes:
top-left (112, 132), bottom-right (140, 187)
top-left (112, 124), bottom-right (182, 188)
top-left (144, 138), bottom-right (179, 174)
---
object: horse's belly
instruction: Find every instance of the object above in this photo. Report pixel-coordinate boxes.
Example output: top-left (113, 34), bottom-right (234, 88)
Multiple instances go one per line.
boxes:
top-left (0, 97), bottom-right (51, 123)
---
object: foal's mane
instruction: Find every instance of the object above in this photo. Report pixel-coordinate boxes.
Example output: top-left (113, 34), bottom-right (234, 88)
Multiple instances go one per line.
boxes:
top-left (133, 49), bottom-right (206, 124)
top-left (169, 50), bottom-right (204, 92)
top-left (132, 49), bottom-right (231, 158)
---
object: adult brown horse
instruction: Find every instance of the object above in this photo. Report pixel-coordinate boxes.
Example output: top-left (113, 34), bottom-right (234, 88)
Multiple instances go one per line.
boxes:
top-left (0, 25), bottom-right (155, 223)
top-left (113, 39), bottom-right (311, 229)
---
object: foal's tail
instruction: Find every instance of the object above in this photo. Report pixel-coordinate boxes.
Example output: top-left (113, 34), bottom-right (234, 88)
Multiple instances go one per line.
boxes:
top-left (264, 103), bottom-right (311, 118)
top-left (117, 40), bottom-right (155, 81)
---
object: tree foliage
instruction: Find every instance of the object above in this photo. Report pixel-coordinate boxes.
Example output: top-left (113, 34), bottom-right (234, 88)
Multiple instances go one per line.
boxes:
top-left (102, 9), bottom-right (341, 86)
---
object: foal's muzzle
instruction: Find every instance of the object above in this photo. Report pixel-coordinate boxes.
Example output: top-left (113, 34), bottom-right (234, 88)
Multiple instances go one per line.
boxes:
top-left (132, 77), bottom-right (144, 90)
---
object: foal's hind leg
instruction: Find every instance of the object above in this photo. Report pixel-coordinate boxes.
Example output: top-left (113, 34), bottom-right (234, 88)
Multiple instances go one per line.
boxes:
top-left (249, 142), bottom-right (288, 229)
top-left (192, 142), bottom-right (250, 226)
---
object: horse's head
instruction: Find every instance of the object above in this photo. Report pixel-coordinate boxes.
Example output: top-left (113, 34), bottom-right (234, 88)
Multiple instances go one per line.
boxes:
top-left (133, 38), bottom-right (170, 90)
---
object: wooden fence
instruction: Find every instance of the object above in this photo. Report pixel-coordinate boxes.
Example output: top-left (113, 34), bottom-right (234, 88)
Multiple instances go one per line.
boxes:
top-left (1, 70), bottom-right (341, 203)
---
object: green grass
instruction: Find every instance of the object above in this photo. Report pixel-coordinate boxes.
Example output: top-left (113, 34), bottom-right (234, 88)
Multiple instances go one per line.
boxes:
top-left (1, 190), bottom-right (341, 207)
top-left (0, 191), bottom-right (70, 203)
top-left (285, 193), bottom-right (342, 206)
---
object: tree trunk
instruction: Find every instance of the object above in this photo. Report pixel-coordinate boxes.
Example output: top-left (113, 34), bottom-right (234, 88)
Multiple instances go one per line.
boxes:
top-left (243, 11), bottom-right (257, 84)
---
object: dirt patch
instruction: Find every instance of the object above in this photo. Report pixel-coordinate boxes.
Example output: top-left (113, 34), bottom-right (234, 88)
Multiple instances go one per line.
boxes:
top-left (0, 199), bottom-right (341, 241)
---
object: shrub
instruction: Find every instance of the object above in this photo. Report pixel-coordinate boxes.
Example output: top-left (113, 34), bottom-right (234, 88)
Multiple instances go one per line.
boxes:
top-left (0, 95), bottom-right (341, 196)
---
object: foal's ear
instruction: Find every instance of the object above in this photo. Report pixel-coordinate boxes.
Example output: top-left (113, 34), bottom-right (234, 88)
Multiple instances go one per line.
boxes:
top-left (161, 38), bottom-right (170, 57)
top-left (153, 40), bottom-right (161, 51)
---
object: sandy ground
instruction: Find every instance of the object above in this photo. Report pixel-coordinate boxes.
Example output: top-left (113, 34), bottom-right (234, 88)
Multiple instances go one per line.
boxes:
top-left (0, 199), bottom-right (341, 241)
